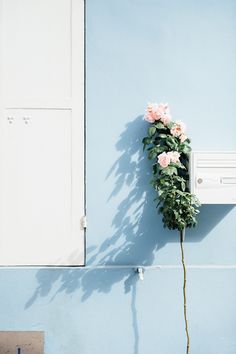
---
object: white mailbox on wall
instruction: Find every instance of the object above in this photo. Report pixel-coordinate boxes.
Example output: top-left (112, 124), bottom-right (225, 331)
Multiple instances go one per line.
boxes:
top-left (190, 152), bottom-right (236, 204)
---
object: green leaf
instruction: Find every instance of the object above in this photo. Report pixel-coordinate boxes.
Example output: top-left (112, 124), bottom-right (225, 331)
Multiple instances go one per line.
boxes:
top-left (174, 176), bottom-right (185, 182)
top-left (167, 136), bottom-right (175, 143)
top-left (148, 149), bottom-right (157, 160)
top-left (142, 137), bottom-right (152, 151)
top-left (166, 136), bottom-right (177, 149)
top-left (155, 145), bottom-right (167, 153)
top-left (175, 162), bottom-right (186, 169)
top-left (181, 145), bottom-right (191, 154)
top-left (159, 134), bottom-right (167, 138)
top-left (174, 210), bottom-right (179, 218)
top-left (148, 126), bottom-right (156, 137)
top-left (155, 122), bottom-right (165, 129)
top-left (161, 166), bottom-right (178, 176)
top-left (167, 121), bottom-right (174, 129)
top-left (152, 164), bottom-right (158, 174)
top-left (176, 190), bottom-right (185, 196)
top-left (142, 137), bottom-right (151, 145)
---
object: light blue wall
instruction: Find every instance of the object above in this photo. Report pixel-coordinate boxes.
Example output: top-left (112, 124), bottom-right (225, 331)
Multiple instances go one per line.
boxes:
top-left (1, 1), bottom-right (236, 353)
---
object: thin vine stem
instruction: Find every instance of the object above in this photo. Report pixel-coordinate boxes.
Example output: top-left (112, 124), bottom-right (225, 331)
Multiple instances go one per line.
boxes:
top-left (180, 229), bottom-right (190, 354)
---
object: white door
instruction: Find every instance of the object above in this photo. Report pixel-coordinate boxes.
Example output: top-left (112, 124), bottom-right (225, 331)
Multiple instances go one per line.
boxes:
top-left (0, 0), bottom-right (85, 265)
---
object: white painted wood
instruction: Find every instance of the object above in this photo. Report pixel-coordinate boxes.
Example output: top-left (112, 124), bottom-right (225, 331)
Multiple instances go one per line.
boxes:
top-left (0, 0), bottom-right (84, 265)
top-left (190, 151), bottom-right (236, 204)
top-left (3, 98), bottom-right (72, 110)
top-left (1, 0), bottom-right (71, 102)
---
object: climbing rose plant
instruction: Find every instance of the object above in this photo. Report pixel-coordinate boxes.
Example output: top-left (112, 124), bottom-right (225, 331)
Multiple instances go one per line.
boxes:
top-left (142, 102), bottom-right (200, 231)
top-left (143, 102), bottom-right (201, 354)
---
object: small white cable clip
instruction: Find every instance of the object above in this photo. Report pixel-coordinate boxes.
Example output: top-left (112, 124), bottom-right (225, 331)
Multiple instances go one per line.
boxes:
top-left (136, 267), bottom-right (145, 281)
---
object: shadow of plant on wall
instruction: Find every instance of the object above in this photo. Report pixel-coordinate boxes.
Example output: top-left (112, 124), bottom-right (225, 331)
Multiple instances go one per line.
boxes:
top-left (25, 116), bottom-right (234, 354)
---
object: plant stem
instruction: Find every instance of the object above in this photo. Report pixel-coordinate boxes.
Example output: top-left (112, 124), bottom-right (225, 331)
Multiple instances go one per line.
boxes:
top-left (180, 229), bottom-right (190, 354)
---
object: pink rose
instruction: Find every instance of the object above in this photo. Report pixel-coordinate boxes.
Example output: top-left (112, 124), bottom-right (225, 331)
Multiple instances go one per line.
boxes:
top-left (144, 103), bottom-right (160, 123)
top-left (180, 134), bottom-right (187, 143)
top-left (144, 102), bottom-right (171, 124)
top-left (144, 113), bottom-right (156, 123)
top-left (170, 121), bottom-right (186, 137)
top-left (167, 151), bottom-right (180, 163)
top-left (158, 152), bottom-right (171, 168)
top-left (156, 103), bottom-right (168, 118)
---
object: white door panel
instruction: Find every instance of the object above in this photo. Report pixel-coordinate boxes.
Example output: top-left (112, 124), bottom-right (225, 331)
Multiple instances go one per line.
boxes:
top-left (2, 0), bottom-right (71, 101)
top-left (0, 0), bottom-right (84, 266)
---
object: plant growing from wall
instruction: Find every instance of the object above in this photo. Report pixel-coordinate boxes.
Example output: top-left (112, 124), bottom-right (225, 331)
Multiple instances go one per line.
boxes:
top-left (142, 102), bottom-right (200, 354)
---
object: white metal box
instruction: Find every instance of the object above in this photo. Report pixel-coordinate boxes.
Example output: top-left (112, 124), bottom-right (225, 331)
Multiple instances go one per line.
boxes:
top-left (190, 152), bottom-right (236, 204)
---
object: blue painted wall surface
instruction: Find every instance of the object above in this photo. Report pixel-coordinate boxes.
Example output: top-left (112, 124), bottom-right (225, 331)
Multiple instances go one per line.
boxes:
top-left (0, 1), bottom-right (236, 353)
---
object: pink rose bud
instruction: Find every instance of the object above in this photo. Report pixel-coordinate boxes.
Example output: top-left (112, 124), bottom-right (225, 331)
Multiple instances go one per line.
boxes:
top-left (158, 152), bottom-right (171, 168)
